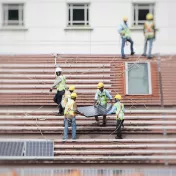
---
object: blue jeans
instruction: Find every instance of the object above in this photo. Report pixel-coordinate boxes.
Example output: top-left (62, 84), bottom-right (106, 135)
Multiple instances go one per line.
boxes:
top-left (143, 38), bottom-right (154, 57)
top-left (121, 37), bottom-right (134, 57)
top-left (63, 117), bottom-right (76, 140)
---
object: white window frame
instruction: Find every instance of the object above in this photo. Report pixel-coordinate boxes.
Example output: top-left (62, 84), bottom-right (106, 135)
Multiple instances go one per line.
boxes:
top-left (67, 3), bottom-right (89, 26)
top-left (2, 3), bottom-right (24, 26)
top-left (132, 3), bottom-right (155, 26)
top-left (125, 62), bottom-right (152, 95)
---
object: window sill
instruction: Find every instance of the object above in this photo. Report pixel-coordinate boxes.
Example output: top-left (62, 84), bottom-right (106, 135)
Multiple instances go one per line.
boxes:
top-left (64, 26), bottom-right (93, 31)
top-left (126, 94), bottom-right (152, 96)
top-left (130, 26), bottom-right (144, 31)
top-left (0, 26), bottom-right (28, 31)
top-left (130, 26), bottom-right (159, 31)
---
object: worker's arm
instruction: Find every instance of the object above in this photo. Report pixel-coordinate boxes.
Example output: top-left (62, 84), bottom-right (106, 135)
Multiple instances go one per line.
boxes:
top-left (107, 105), bottom-right (117, 115)
top-left (153, 23), bottom-right (156, 40)
top-left (49, 77), bottom-right (61, 92)
top-left (143, 23), bottom-right (145, 34)
top-left (74, 103), bottom-right (84, 116)
top-left (118, 24), bottom-right (125, 36)
top-left (105, 90), bottom-right (113, 105)
top-left (94, 91), bottom-right (98, 106)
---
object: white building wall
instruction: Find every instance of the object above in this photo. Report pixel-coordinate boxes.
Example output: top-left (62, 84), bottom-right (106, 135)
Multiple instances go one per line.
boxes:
top-left (0, 0), bottom-right (175, 55)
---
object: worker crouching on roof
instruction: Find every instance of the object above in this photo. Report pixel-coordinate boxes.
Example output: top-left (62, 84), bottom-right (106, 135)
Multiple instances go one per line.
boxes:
top-left (107, 94), bottom-right (125, 139)
top-left (94, 82), bottom-right (113, 126)
top-left (63, 92), bottom-right (79, 141)
top-left (61, 85), bottom-right (75, 112)
top-left (50, 67), bottom-right (66, 116)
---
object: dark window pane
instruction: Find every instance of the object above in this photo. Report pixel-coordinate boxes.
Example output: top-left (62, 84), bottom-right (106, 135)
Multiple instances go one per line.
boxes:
top-left (73, 4), bottom-right (84, 7)
top-left (68, 9), bottom-right (70, 21)
top-left (73, 9), bottom-right (84, 21)
top-left (138, 9), bottom-right (149, 21)
top-left (72, 22), bottom-right (85, 25)
top-left (8, 9), bottom-right (19, 20)
top-left (87, 9), bottom-right (89, 21)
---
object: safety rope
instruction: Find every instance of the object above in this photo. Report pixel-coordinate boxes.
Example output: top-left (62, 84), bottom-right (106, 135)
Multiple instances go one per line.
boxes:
top-left (2, 52), bottom-right (170, 141)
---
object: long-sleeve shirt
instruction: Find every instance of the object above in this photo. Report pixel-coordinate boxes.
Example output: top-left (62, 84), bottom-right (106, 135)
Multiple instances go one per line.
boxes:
top-left (52, 76), bottom-right (61, 88)
top-left (118, 22), bottom-right (128, 33)
top-left (107, 103), bottom-right (125, 115)
top-left (107, 105), bottom-right (116, 115)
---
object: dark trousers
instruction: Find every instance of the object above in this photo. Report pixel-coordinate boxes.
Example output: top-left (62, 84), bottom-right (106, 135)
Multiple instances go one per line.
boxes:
top-left (116, 119), bottom-right (124, 138)
top-left (53, 90), bottom-right (65, 113)
top-left (95, 115), bottom-right (106, 124)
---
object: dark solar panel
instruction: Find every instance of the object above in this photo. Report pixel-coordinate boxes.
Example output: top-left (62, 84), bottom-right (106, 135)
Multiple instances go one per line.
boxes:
top-left (25, 141), bottom-right (54, 157)
top-left (78, 104), bottom-right (113, 117)
top-left (0, 141), bottom-right (24, 156)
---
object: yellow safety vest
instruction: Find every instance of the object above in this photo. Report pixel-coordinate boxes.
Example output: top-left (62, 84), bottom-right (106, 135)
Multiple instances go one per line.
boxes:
top-left (121, 24), bottom-right (131, 39)
top-left (144, 21), bottom-right (155, 39)
top-left (64, 99), bottom-right (75, 117)
top-left (56, 75), bottom-right (66, 91)
top-left (114, 102), bottom-right (124, 120)
top-left (61, 90), bottom-right (71, 108)
top-left (97, 89), bottom-right (108, 105)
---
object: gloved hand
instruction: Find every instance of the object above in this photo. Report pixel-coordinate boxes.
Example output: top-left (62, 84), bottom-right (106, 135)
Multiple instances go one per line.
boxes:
top-left (49, 88), bottom-right (52, 92)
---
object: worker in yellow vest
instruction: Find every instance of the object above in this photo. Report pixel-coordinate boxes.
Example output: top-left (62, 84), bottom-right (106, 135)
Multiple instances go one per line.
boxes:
top-left (61, 85), bottom-right (75, 109)
top-left (94, 82), bottom-right (113, 126)
top-left (50, 67), bottom-right (66, 116)
top-left (142, 13), bottom-right (156, 59)
top-left (118, 16), bottom-right (135, 59)
top-left (63, 92), bottom-right (78, 140)
top-left (107, 94), bottom-right (125, 139)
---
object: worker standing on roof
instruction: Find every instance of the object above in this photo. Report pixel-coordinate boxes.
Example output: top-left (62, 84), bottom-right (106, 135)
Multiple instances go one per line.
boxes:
top-left (61, 85), bottom-right (75, 110)
top-left (107, 94), bottom-right (125, 139)
top-left (50, 67), bottom-right (66, 116)
top-left (118, 16), bottom-right (135, 59)
top-left (142, 13), bottom-right (156, 59)
top-left (94, 82), bottom-right (113, 126)
top-left (63, 92), bottom-right (79, 141)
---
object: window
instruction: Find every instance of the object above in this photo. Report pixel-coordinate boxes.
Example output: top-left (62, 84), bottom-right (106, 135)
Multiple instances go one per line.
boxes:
top-left (2, 3), bottom-right (24, 26)
top-left (133, 3), bottom-right (154, 26)
top-left (126, 63), bottom-right (152, 95)
top-left (68, 3), bottom-right (89, 26)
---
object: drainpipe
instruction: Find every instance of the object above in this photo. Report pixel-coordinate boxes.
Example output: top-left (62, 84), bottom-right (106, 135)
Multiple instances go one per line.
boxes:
top-left (157, 53), bottom-right (164, 107)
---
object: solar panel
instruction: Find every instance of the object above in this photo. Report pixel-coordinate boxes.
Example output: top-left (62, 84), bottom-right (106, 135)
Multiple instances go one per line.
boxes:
top-left (0, 141), bottom-right (24, 156)
top-left (78, 104), bottom-right (113, 117)
top-left (25, 141), bottom-right (54, 157)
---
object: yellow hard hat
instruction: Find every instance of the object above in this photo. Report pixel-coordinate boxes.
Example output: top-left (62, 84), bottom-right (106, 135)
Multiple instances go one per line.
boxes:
top-left (71, 92), bottom-right (77, 98)
top-left (97, 82), bottom-right (104, 89)
top-left (115, 94), bottom-right (122, 100)
top-left (123, 16), bottom-right (128, 21)
top-left (146, 13), bottom-right (153, 20)
top-left (69, 85), bottom-right (75, 91)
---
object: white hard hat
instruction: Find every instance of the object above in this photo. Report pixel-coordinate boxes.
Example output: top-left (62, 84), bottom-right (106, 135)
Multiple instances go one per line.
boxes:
top-left (55, 67), bottom-right (62, 72)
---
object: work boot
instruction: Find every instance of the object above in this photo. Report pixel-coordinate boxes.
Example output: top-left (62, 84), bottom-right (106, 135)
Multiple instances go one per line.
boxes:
top-left (115, 136), bottom-right (122, 139)
top-left (131, 51), bottom-right (135, 56)
top-left (122, 55), bottom-right (129, 59)
top-left (72, 138), bottom-right (76, 142)
top-left (55, 112), bottom-right (64, 116)
top-left (62, 139), bottom-right (67, 143)
top-left (102, 122), bottom-right (106, 126)
top-left (147, 56), bottom-right (153, 59)
top-left (142, 54), bottom-right (147, 57)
